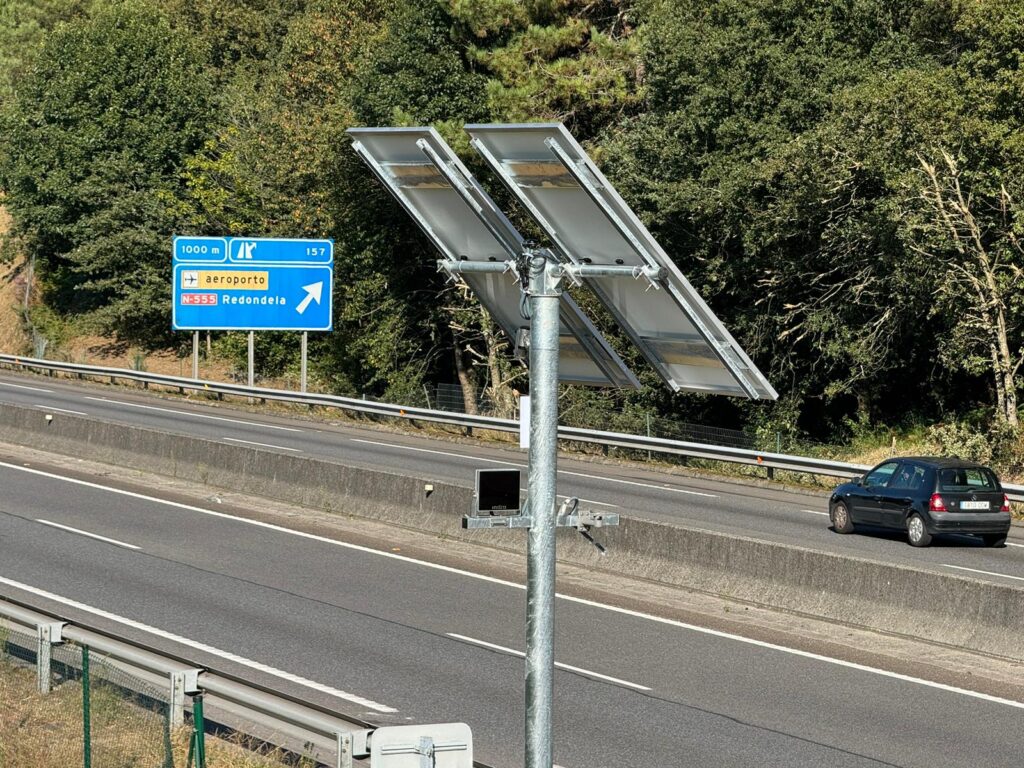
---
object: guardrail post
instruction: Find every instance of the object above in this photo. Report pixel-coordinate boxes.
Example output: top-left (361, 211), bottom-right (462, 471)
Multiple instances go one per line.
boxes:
top-left (36, 621), bottom-right (65, 694)
top-left (766, 466), bottom-right (775, 481)
top-left (337, 730), bottom-right (368, 768)
top-left (170, 669), bottom-right (202, 729)
top-left (338, 732), bottom-right (352, 768)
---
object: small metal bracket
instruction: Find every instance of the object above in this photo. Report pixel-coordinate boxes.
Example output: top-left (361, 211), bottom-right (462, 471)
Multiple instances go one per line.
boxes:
top-left (462, 514), bottom-right (534, 529)
top-left (513, 327), bottom-right (530, 360)
top-left (463, 497), bottom-right (619, 548)
top-left (38, 621), bottom-right (65, 645)
top-left (339, 729), bottom-right (371, 767)
top-left (556, 497), bottom-right (620, 555)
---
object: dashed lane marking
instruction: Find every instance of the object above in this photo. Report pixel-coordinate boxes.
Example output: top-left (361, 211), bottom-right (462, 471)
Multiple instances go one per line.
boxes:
top-left (36, 519), bottom-right (140, 550)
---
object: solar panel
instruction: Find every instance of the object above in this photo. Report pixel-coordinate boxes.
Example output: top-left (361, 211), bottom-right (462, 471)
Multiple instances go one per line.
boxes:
top-left (465, 123), bottom-right (777, 400)
top-left (346, 127), bottom-right (640, 389)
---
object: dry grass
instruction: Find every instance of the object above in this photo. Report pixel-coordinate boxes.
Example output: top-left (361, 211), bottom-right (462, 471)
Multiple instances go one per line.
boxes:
top-left (0, 657), bottom-right (295, 768)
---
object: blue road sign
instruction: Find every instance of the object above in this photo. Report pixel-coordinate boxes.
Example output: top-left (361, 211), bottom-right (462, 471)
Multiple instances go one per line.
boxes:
top-left (225, 237), bottom-right (333, 264)
top-left (173, 236), bottom-right (333, 331)
top-left (174, 236), bottom-right (228, 263)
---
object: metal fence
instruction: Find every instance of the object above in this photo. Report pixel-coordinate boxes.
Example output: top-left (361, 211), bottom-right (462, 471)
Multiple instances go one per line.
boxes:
top-left (2, 624), bottom-right (184, 767)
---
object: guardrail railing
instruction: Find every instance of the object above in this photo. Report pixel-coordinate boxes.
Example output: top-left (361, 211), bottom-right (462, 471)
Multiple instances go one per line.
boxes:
top-left (0, 596), bottom-right (480, 768)
top-left (0, 597), bottom-right (365, 766)
top-left (2, 354), bottom-right (1022, 503)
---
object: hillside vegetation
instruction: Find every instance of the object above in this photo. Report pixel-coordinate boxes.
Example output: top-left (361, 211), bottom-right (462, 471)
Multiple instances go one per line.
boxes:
top-left (1, 0), bottom-right (1023, 472)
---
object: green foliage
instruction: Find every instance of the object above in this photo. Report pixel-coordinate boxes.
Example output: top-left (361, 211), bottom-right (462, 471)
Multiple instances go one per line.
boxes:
top-left (926, 421), bottom-right (997, 465)
top-left (351, 0), bottom-right (487, 126)
top-left (449, 0), bottom-right (642, 136)
top-left (3, 0), bottom-right (1024, 442)
top-left (604, 0), bottom-right (1024, 437)
top-left (0, 0), bottom-right (213, 347)
top-left (0, 0), bottom-right (88, 100)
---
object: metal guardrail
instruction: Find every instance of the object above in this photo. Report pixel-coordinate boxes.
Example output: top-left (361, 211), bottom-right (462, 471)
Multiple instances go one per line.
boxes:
top-left (2, 354), bottom-right (1022, 502)
top-left (0, 596), bottom-right (483, 767)
top-left (0, 597), bottom-right (366, 766)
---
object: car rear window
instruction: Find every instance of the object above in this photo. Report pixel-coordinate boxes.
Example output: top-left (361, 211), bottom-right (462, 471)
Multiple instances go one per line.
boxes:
top-left (938, 467), bottom-right (999, 492)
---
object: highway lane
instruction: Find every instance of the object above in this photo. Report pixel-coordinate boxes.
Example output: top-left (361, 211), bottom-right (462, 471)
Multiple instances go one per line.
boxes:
top-left (1, 371), bottom-right (1024, 589)
top-left (1, 462), bottom-right (1023, 767)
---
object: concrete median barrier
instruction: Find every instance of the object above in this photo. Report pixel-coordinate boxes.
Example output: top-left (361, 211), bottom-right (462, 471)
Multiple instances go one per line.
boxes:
top-left (2, 404), bottom-right (1021, 661)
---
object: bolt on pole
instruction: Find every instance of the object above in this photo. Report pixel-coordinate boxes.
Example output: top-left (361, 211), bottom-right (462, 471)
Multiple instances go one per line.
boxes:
top-left (524, 251), bottom-right (562, 768)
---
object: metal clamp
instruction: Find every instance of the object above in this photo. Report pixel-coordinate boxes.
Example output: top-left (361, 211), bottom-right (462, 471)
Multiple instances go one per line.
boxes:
top-left (556, 497), bottom-right (620, 554)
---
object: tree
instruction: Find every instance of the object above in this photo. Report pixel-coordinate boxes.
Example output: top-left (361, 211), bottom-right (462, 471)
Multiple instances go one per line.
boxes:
top-left (601, 0), bottom-right (965, 435)
top-left (0, 0), bottom-right (212, 346)
top-left (0, 0), bottom-right (88, 101)
top-left (912, 151), bottom-right (1023, 425)
top-left (447, 0), bottom-right (644, 137)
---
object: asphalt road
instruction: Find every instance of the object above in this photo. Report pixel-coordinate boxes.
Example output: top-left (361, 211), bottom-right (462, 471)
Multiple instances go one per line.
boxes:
top-left (1, 459), bottom-right (1022, 767)
top-left (1, 371), bottom-right (1023, 591)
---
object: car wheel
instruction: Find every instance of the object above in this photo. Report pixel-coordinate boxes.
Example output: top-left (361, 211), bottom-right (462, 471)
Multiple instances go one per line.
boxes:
top-left (983, 534), bottom-right (1007, 548)
top-left (831, 501), bottom-right (855, 534)
top-left (907, 513), bottom-right (932, 547)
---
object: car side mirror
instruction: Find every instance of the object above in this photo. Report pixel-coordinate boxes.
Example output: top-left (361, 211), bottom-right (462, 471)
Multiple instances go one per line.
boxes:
top-left (855, 474), bottom-right (865, 486)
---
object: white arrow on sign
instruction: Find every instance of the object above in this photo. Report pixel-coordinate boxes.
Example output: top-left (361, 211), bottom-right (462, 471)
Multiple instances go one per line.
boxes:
top-left (296, 282), bottom-right (323, 315)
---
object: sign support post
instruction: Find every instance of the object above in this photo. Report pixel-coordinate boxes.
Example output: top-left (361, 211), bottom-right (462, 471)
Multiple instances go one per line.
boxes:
top-left (247, 332), bottom-right (254, 387)
top-left (300, 331), bottom-right (308, 393)
top-left (192, 331), bottom-right (199, 379)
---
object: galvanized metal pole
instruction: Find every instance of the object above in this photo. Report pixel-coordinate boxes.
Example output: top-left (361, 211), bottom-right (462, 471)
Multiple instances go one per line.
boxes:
top-left (524, 253), bottom-right (561, 768)
top-left (192, 331), bottom-right (199, 379)
top-left (300, 331), bottom-right (308, 393)
top-left (247, 332), bottom-right (255, 388)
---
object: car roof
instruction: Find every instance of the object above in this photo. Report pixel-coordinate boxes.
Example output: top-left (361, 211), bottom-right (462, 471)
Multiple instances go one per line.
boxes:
top-left (890, 456), bottom-right (992, 470)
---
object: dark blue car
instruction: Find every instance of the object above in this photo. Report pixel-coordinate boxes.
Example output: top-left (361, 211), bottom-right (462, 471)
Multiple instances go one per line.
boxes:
top-left (829, 457), bottom-right (1012, 547)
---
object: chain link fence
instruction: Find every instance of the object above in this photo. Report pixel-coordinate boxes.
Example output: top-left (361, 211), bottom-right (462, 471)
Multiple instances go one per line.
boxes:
top-left (1, 628), bottom-right (184, 767)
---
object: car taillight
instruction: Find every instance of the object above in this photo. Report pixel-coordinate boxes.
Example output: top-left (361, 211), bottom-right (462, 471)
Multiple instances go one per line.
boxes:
top-left (929, 494), bottom-right (947, 512)
top-left (1001, 494), bottom-right (1011, 513)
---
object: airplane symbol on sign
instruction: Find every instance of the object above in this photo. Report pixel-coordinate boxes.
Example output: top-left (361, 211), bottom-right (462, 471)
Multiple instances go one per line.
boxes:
top-left (237, 241), bottom-right (257, 259)
top-left (182, 271), bottom-right (199, 288)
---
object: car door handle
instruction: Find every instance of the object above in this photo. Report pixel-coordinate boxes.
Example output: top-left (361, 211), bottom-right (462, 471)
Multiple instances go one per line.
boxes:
top-left (873, 495), bottom-right (883, 502)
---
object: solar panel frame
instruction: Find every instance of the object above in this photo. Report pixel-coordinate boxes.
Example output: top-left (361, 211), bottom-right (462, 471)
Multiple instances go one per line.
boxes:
top-left (347, 126), bottom-right (640, 389)
top-left (465, 123), bottom-right (777, 400)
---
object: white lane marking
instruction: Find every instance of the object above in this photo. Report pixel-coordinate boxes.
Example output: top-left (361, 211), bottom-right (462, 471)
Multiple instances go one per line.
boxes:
top-left (223, 437), bottom-right (300, 453)
top-left (802, 509), bottom-right (829, 516)
top-left (447, 633), bottom-right (650, 691)
top-left (1007, 542), bottom-right (1024, 549)
top-left (35, 404), bottom-right (88, 416)
top-left (0, 381), bottom-right (53, 393)
top-left (558, 470), bottom-right (717, 498)
top-left (559, 594), bottom-right (1024, 710)
top-left (942, 564), bottom-right (1024, 583)
top-left (350, 439), bottom-right (524, 467)
top-left (83, 397), bottom-right (303, 432)
top-left (36, 519), bottom-right (140, 550)
top-left (0, 576), bottom-right (397, 714)
top-left (4, 459), bottom-right (1023, 711)
top-left (0, 460), bottom-right (529, 594)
